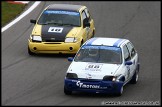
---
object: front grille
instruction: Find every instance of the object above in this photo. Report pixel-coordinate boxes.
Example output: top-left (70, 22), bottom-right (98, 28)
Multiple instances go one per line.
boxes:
top-left (79, 78), bottom-right (101, 82)
top-left (42, 39), bottom-right (64, 42)
top-left (44, 43), bottom-right (62, 44)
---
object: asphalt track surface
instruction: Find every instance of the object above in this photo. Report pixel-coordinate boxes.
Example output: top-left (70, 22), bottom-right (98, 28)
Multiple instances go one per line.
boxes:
top-left (2, 1), bottom-right (161, 105)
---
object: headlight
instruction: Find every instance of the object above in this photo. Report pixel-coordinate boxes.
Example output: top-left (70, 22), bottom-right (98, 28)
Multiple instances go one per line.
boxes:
top-left (103, 75), bottom-right (121, 82)
top-left (30, 35), bottom-right (42, 42)
top-left (112, 74), bottom-right (124, 82)
top-left (103, 76), bottom-right (113, 81)
top-left (66, 73), bottom-right (78, 79)
top-left (112, 76), bottom-right (118, 82)
top-left (65, 37), bottom-right (77, 43)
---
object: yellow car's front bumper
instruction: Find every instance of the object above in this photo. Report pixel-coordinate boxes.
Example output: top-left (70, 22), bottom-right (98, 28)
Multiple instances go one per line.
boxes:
top-left (28, 40), bottom-right (81, 54)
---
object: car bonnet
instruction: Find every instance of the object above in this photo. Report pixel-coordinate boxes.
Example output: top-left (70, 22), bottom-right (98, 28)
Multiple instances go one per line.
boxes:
top-left (41, 25), bottom-right (74, 42)
top-left (67, 62), bottom-right (121, 79)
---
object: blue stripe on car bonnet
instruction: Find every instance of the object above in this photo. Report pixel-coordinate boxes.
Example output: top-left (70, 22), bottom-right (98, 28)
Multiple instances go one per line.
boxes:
top-left (86, 38), bottom-right (98, 45)
top-left (113, 39), bottom-right (125, 47)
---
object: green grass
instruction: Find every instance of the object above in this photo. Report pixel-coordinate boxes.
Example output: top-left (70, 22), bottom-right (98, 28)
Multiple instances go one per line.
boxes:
top-left (1, 1), bottom-right (26, 27)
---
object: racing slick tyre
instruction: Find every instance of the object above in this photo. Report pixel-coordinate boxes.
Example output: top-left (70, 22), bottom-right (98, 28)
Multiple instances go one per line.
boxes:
top-left (130, 70), bottom-right (139, 84)
top-left (64, 86), bottom-right (72, 95)
top-left (116, 85), bottom-right (123, 96)
top-left (92, 30), bottom-right (95, 38)
top-left (80, 40), bottom-right (84, 47)
top-left (28, 46), bottom-right (35, 55)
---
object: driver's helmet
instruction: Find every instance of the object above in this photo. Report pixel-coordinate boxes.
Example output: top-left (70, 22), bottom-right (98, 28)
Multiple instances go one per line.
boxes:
top-left (88, 49), bottom-right (98, 57)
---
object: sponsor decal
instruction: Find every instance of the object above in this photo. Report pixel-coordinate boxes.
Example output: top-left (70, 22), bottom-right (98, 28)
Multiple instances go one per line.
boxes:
top-left (50, 38), bottom-right (55, 40)
top-left (48, 27), bottom-right (63, 33)
top-left (44, 10), bottom-right (79, 16)
top-left (85, 73), bottom-right (92, 79)
top-left (76, 81), bottom-right (100, 89)
top-left (76, 81), bottom-right (107, 89)
top-left (82, 45), bottom-right (121, 52)
top-left (126, 65), bottom-right (130, 78)
top-left (85, 64), bottom-right (103, 71)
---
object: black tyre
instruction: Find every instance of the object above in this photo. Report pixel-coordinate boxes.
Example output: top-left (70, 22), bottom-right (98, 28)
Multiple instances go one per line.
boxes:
top-left (28, 47), bottom-right (35, 55)
top-left (116, 85), bottom-right (123, 96)
top-left (130, 71), bottom-right (138, 84)
top-left (64, 86), bottom-right (72, 95)
top-left (92, 30), bottom-right (95, 38)
top-left (80, 40), bottom-right (84, 47)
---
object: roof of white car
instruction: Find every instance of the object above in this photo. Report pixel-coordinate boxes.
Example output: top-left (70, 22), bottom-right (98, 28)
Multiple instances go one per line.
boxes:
top-left (84, 37), bottom-right (128, 47)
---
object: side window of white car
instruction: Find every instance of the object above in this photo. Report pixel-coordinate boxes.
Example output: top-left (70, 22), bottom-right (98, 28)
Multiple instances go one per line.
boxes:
top-left (126, 42), bottom-right (136, 58)
top-left (123, 45), bottom-right (131, 61)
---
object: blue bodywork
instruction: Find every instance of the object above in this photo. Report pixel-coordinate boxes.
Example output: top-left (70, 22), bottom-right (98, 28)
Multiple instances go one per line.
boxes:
top-left (64, 78), bottom-right (124, 94)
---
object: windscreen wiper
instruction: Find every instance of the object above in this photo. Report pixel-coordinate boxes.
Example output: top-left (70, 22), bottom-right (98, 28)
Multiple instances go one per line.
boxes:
top-left (46, 22), bottom-right (63, 26)
top-left (62, 23), bottom-right (79, 27)
top-left (38, 23), bottom-right (48, 25)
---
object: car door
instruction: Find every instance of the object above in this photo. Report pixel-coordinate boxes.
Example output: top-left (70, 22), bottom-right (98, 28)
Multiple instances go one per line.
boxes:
top-left (123, 44), bottom-right (134, 81)
top-left (126, 42), bottom-right (138, 77)
top-left (81, 10), bottom-right (89, 42)
top-left (84, 8), bottom-right (95, 38)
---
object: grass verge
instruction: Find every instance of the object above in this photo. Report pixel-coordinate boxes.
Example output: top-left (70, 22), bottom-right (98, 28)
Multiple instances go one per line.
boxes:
top-left (1, 1), bottom-right (26, 27)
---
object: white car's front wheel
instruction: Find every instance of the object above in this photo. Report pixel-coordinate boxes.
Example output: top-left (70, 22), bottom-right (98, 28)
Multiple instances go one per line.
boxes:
top-left (64, 86), bottom-right (72, 95)
top-left (116, 85), bottom-right (123, 96)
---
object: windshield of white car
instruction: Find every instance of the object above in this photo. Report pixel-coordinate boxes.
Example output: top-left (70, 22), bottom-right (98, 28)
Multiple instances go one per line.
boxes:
top-left (37, 10), bottom-right (81, 27)
top-left (74, 45), bottom-right (122, 64)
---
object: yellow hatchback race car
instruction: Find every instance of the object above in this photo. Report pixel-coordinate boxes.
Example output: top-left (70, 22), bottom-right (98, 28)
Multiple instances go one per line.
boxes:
top-left (28, 4), bottom-right (95, 55)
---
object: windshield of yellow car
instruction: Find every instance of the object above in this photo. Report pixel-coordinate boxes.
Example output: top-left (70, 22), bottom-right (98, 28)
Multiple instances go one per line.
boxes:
top-left (37, 10), bottom-right (81, 27)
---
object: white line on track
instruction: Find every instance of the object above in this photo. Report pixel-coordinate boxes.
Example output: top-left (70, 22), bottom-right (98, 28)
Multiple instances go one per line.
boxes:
top-left (1, 1), bottom-right (41, 33)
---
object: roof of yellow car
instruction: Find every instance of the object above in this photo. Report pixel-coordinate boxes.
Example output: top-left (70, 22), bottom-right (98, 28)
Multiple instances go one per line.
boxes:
top-left (47, 4), bottom-right (84, 12)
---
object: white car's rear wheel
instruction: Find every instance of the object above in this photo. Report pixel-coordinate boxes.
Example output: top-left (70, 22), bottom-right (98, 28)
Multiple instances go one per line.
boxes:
top-left (130, 71), bottom-right (138, 84)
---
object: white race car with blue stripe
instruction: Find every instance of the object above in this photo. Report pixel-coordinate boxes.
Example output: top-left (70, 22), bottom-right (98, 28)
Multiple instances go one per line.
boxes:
top-left (64, 37), bottom-right (140, 96)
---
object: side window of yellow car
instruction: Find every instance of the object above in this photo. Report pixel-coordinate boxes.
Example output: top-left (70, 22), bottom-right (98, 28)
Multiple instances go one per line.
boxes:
top-left (81, 10), bottom-right (87, 22)
top-left (84, 8), bottom-right (91, 21)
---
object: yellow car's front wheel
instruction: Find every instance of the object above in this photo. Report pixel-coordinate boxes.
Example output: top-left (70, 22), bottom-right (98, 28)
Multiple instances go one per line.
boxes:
top-left (28, 46), bottom-right (35, 55)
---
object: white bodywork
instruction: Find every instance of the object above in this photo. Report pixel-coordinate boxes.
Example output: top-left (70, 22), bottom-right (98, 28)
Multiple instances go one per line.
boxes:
top-left (67, 62), bottom-right (122, 79)
top-left (66, 37), bottom-right (139, 84)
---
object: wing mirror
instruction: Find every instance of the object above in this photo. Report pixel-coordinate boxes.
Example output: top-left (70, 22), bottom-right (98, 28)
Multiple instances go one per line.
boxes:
top-left (83, 18), bottom-right (90, 28)
top-left (30, 19), bottom-right (36, 24)
top-left (68, 57), bottom-right (74, 62)
top-left (125, 61), bottom-right (133, 65)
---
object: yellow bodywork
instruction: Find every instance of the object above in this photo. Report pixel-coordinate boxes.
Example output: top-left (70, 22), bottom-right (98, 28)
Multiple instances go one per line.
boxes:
top-left (28, 5), bottom-right (95, 54)
top-left (28, 40), bottom-right (81, 54)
